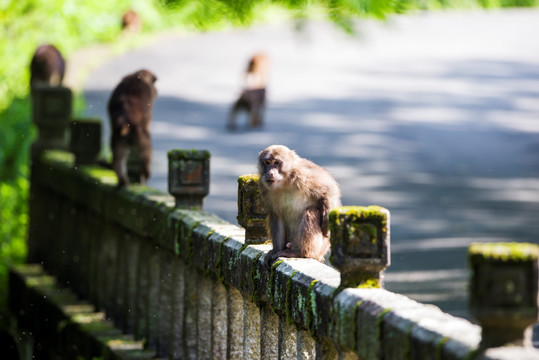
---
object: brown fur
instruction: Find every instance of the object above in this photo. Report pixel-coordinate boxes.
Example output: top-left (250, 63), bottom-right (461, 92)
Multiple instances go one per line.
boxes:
top-left (30, 44), bottom-right (65, 88)
top-left (258, 145), bottom-right (341, 267)
top-left (228, 53), bottom-right (268, 130)
top-left (107, 69), bottom-right (157, 187)
top-left (122, 10), bottom-right (142, 33)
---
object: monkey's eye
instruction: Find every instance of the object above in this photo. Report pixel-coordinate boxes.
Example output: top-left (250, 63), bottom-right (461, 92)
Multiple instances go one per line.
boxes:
top-left (274, 160), bottom-right (281, 166)
top-left (264, 159), bottom-right (271, 166)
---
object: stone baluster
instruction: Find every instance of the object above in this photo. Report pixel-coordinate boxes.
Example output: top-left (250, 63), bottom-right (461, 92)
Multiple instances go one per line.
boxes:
top-left (468, 242), bottom-right (539, 349)
top-left (329, 206), bottom-right (391, 288)
top-left (237, 174), bottom-right (269, 244)
top-left (168, 149), bottom-right (210, 209)
top-left (69, 118), bottom-right (101, 166)
top-left (31, 85), bottom-right (72, 157)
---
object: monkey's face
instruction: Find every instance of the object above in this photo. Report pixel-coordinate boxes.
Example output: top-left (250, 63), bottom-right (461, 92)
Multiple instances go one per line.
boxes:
top-left (258, 145), bottom-right (294, 190)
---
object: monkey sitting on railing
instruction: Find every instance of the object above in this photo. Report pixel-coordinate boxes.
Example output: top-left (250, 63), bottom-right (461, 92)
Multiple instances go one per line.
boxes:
top-left (257, 145), bottom-right (342, 268)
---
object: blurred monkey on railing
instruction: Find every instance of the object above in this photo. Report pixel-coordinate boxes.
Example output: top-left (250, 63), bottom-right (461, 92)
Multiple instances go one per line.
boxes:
top-left (227, 53), bottom-right (268, 130)
top-left (30, 44), bottom-right (65, 89)
top-left (107, 69), bottom-right (157, 187)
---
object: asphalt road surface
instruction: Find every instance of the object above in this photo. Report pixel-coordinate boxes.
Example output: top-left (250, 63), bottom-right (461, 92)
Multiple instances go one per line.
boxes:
top-left (83, 10), bottom-right (539, 319)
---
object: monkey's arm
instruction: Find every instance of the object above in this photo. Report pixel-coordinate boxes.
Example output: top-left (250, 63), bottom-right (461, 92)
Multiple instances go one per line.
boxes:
top-left (265, 212), bottom-right (286, 268)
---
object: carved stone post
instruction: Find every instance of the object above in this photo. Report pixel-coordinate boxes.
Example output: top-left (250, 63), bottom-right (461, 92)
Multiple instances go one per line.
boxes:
top-left (468, 242), bottom-right (539, 349)
top-left (329, 206), bottom-right (390, 288)
top-left (69, 118), bottom-right (101, 166)
top-left (237, 175), bottom-right (269, 244)
top-left (31, 85), bottom-right (72, 157)
top-left (168, 149), bottom-right (210, 209)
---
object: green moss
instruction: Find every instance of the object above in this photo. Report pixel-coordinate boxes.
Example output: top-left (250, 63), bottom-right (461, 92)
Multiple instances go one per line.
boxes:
top-left (329, 205), bottom-right (389, 236)
top-left (41, 150), bottom-right (75, 166)
top-left (186, 221), bottom-right (201, 263)
top-left (167, 149), bottom-right (211, 161)
top-left (468, 242), bottom-right (539, 265)
top-left (202, 231), bottom-right (215, 277)
top-left (356, 278), bottom-right (381, 289)
top-left (285, 270), bottom-right (298, 324)
top-left (250, 252), bottom-right (264, 305)
top-left (106, 338), bottom-right (143, 350)
top-left (465, 349), bottom-right (481, 360)
top-left (13, 264), bottom-right (43, 276)
top-left (435, 336), bottom-right (449, 359)
top-left (27, 275), bottom-right (56, 287)
top-left (81, 165), bottom-right (117, 184)
top-left (269, 259), bottom-right (283, 304)
top-left (306, 279), bottom-right (319, 335)
top-left (216, 236), bottom-right (230, 283)
top-left (238, 174), bottom-right (260, 185)
top-left (71, 312), bottom-right (105, 324)
top-left (376, 308), bottom-right (391, 344)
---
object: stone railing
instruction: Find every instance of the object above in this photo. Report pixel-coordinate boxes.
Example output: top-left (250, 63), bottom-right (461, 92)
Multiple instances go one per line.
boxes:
top-left (9, 85), bottom-right (539, 359)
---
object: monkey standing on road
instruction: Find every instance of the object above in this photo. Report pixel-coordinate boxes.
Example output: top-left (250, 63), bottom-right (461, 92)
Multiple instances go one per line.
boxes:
top-left (258, 145), bottom-right (342, 268)
top-left (107, 69), bottom-right (157, 187)
top-left (228, 53), bottom-right (268, 130)
top-left (30, 44), bottom-right (65, 89)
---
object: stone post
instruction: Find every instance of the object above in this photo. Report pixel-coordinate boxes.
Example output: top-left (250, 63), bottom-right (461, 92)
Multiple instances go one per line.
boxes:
top-left (69, 118), bottom-right (101, 166)
top-left (168, 149), bottom-right (210, 209)
top-left (468, 242), bottom-right (539, 349)
top-left (329, 206), bottom-right (390, 288)
top-left (31, 85), bottom-right (72, 157)
top-left (237, 174), bottom-right (269, 244)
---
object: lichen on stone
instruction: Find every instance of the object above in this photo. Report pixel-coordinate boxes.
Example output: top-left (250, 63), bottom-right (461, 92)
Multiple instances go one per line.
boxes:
top-left (168, 149), bottom-right (211, 161)
top-left (468, 242), bottom-right (539, 264)
top-left (238, 174), bottom-right (260, 185)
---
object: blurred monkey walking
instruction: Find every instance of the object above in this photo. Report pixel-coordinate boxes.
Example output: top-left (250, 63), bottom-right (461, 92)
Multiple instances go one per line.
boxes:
top-left (107, 69), bottom-right (157, 187)
top-left (228, 53), bottom-right (268, 130)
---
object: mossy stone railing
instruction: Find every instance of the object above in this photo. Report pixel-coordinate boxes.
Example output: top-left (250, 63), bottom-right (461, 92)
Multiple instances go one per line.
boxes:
top-left (11, 85), bottom-right (539, 360)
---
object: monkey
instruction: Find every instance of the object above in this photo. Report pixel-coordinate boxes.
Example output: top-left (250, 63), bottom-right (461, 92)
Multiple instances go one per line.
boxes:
top-left (107, 69), bottom-right (157, 187)
top-left (258, 145), bottom-right (342, 268)
top-left (30, 44), bottom-right (65, 89)
top-left (121, 10), bottom-right (142, 33)
top-left (227, 53), bottom-right (268, 130)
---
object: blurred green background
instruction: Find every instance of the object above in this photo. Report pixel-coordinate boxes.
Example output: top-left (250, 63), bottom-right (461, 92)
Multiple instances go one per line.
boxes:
top-left (1, 0), bottom-right (537, 324)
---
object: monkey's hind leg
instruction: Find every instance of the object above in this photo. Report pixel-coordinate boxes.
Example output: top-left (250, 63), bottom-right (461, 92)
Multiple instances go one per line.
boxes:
top-left (112, 141), bottom-right (131, 188)
top-left (295, 206), bottom-right (331, 262)
top-left (136, 129), bottom-right (152, 184)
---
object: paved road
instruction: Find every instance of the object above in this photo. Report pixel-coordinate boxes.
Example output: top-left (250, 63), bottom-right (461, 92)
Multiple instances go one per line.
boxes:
top-left (83, 10), bottom-right (539, 319)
